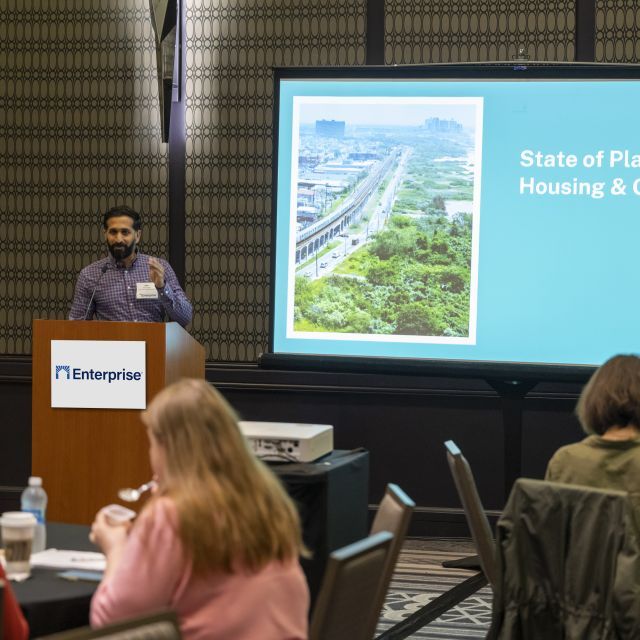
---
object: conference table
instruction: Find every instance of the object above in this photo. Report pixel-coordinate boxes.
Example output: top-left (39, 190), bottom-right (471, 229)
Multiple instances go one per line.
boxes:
top-left (11, 449), bottom-right (369, 637)
top-left (12, 522), bottom-right (97, 638)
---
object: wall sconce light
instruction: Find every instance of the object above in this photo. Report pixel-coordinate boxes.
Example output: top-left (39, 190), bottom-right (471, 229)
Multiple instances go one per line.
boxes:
top-left (149, 0), bottom-right (181, 143)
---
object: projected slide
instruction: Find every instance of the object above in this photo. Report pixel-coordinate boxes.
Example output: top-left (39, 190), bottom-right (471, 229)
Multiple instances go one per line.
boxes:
top-left (271, 68), bottom-right (640, 368)
top-left (290, 97), bottom-right (482, 344)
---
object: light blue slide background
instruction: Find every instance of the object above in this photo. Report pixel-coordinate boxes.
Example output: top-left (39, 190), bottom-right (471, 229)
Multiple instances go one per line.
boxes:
top-left (272, 79), bottom-right (640, 366)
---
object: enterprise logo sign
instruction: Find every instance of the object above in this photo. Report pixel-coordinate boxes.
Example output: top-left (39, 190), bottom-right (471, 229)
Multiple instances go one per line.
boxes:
top-left (55, 365), bottom-right (142, 383)
top-left (51, 340), bottom-right (146, 409)
top-left (55, 365), bottom-right (71, 379)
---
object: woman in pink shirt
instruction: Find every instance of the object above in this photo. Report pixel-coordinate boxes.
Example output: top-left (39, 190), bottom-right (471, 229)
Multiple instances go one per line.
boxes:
top-left (89, 379), bottom-right (309, 640)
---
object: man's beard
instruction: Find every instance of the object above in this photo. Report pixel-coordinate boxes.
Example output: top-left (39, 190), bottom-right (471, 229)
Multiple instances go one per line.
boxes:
top-left (108, 241), bottom-right (136, 262)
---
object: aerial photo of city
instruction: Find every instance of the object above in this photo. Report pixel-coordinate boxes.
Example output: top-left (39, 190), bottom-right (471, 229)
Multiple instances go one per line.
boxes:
top-left (289, 98), bottom-right (481, 341)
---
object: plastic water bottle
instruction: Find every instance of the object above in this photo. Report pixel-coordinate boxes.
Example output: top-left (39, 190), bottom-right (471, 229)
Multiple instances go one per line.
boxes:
top-left (21, 476), bottom-right (47, 553)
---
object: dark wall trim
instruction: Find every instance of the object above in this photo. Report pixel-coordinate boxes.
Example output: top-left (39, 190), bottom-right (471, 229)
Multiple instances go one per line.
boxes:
top-left (0, 486), bottom-right (23, 514)
top-left (0, 355), bottom-right (31, 382)
top-left (575, 0), bottom-right (596, 61)
top-left (0, 355), bottom-right (584, 397)
top-left (366, 0), bottom-right (385, 64)
top-left (206, 362), bottom-right (500, 396)
top-left (389, 505), bottom-right (502, 538)
top-left (168, 0), bottom-right (187, 286)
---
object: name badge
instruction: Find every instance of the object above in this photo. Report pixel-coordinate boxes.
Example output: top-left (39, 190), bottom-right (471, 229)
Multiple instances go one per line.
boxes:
top-left (136, 282), bottom-right (158, 299)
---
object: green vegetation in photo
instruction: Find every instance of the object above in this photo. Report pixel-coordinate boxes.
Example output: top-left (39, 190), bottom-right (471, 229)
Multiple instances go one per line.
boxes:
top-left (294, 212), bottom-right (472, 337)
top-left (293, 128), bottom-right (476, 338)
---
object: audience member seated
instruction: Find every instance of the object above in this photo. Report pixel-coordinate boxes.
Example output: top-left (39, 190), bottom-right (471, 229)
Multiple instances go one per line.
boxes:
top-left (1, 564), bottom-right (29, 640)
top-left (89, 378), bottom-right (309, 640)
top-left (545, 354), bottom-right (640, 529)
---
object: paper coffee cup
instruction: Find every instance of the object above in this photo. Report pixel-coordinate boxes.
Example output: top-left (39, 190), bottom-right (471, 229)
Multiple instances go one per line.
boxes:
top-left (1, 511), bottom-right (37, 579)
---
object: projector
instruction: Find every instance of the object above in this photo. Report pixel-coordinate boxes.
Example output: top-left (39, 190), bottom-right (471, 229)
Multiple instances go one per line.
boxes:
top-left (238, 421), bottom-right (333, 463)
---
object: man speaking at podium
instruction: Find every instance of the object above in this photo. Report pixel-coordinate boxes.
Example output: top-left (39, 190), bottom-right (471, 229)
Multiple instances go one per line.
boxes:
top-left (69, 206), bottom-right (192, 327)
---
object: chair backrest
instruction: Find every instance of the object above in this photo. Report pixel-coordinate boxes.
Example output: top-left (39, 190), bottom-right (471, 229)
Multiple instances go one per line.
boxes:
top-left (490, 478), bottom-right (640, 638)
top-left (368, 483), bottom-right (415, 637)
top-left (371, 483), bottom-right (415, 538)
top-left (445, 440), bottom-right (498, 587)
top-left (309, 531), bottom-right (394, 640)
top-left (38, 610), bottom-right (181, 640)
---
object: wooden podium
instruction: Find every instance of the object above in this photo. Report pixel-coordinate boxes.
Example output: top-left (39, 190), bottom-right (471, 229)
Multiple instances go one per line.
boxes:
top-left (32, 319), bottom-right (205, 524)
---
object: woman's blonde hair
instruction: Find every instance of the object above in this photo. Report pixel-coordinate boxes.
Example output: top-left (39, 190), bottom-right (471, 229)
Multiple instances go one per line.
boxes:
top-left (141, 378), bottom-right (305, 575)
top-left (576, 354), bottom-right (640, 435)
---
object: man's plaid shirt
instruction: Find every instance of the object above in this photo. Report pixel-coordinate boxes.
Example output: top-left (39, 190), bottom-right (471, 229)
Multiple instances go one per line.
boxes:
top-left (69, 252), bottom-right (192, 327)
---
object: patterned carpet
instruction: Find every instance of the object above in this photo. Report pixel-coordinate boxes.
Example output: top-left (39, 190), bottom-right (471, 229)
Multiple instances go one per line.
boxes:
top-left (376, 538), bottom-right (492, 639)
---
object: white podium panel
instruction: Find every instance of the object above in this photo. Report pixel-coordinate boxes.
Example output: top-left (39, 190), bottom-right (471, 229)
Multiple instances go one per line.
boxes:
top-left (50, 340), bottom-right (146, 409)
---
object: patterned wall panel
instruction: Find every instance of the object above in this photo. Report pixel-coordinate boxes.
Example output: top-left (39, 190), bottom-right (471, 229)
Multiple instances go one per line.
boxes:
top-left (0, 0), bottom-right (168, 354)
top-left (185, 0), bottom-right (367, 361)
top-left (4, 1), bottom-right (639, 361)
top-left (384, 1), bottom-right (576, 64)
top-left (596, 1), bottom-right (640, 62)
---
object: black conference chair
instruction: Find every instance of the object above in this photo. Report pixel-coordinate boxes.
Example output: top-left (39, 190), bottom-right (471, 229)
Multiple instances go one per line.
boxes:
top-left (36, 610), bottom-right (181, 640)
top-left (445, 440), bottom-right (498, 587)
top-left (309, 531), bottom-right (394, 640)
top-left (377, 441), bottom-right (493, 640)
top-left (368, 483), bottom-right (415, 638)
top-left (489, 478), bottom-right (640, 638)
